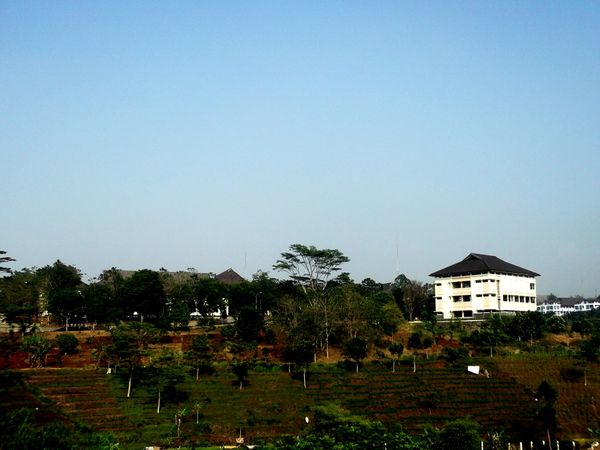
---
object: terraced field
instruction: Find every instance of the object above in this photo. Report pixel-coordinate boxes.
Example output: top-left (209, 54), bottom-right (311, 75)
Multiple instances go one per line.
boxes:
top-left (496, 353), bottom-right (600, 437)
top-left (7, 356), bottom-right (595, 448)
top-left (26, 369), bottom-right (134, 433)
top-left (306, 361), bottom-right (537, 437)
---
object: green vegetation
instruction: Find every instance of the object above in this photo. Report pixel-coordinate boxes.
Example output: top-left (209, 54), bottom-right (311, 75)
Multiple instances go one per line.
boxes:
top-left (2, 245), bottom-right (600, 448)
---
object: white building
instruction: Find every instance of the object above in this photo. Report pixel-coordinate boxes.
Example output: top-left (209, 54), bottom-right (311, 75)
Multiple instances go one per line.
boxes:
top-left (537, 297), bottom-right (600, 315)
top-left (430, 253), bottom-right (539, 319)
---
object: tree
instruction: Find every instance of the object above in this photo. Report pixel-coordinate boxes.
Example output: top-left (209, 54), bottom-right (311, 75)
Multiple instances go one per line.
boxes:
top-left (145, 350), bottom-right (187, 414)
top-left (121, 269), bottom-right (166, 323)
top-left (273, 244), bottom-right (350, 296)
top-left (48, 289), bottom-right (85, 330)
top-left (231, 359), bottom-right (250, 390)
top-left (283, 339), bottom-right (314, 388)
top-left (343, 337), bottom-right (368, 373)
top-left (381, 301), bottom-right (404, 338)
top-left (389, 342), bottom-right (404, 372)
top-left (111, 322), bottom-right (160, 397)
top-left (0, 408), bottom-right (78, 450)
top-left (0, 269), bottom-right (40, 334)
top-left (193, 398), bottom-right (211, 425)
top-left (56, 333), bottom-right (78, 355)
top-left (478, 314), bottom-right (507, 357)
top-left (21, 333), bottom-right (52, 368)
top-left (398, 280), bottom-right (430, 322)
top-left (436, 419), bottom-right (481, 450)
top-left (546, 315), bottom-right (567, 334)
top-left (186, 335), bottom-right (212, 381)
top-left (359, 278), bottom-right (382, 296)
top-left (419, 392), bottom-right (440, 416)
top-left (190, 276), bottom-right (226, 318)
top-left (235, 306), bottom-right (264, 342)
top-left (332, 285), bottom-right (371, 340)
top-left (41, 260), bottom-right (83, 330)
top-left (507, 311), bottom-right (545, 345)
top-left (82, 282), bottom-right (122, 327)
top-left (0, 251), bottom-right (15, 273)
top-left (273, 245), bottom-right (349, 360)
top-left (535, 380), bottom-right (558, 441)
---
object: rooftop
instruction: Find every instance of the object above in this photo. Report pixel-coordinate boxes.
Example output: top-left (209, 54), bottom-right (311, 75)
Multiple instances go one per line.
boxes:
top-left (429, 253), bottom-right (539, 278)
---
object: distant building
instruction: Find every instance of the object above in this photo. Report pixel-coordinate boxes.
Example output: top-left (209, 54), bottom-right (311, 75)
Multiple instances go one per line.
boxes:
top-left (537, 297), bottom-right (600, 316)
top-left (430, 253), bottom-right (539, 319)
top-left (118, 268), bottom-right (244, 284)
top-left (215, 268), bottom-right (245, 284)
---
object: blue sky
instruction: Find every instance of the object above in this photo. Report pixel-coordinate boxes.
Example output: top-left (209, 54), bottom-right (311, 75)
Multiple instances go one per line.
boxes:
top-left (2, 1), bottom-right (599, 296)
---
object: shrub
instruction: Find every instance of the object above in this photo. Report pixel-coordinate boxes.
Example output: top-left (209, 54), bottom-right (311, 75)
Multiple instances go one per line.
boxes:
top-left (436, 419), bottom-right (481, 450)
top-left (220, 325), bottom-right (236, 340)
top-left (441, 346), bottom-right (469, 364)
top-left (56, 333), bottom-right (79, 355)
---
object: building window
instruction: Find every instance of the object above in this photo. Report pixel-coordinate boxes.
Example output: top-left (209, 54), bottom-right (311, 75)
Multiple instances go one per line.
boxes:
top-left (530, 283), bottom-right (535, 290)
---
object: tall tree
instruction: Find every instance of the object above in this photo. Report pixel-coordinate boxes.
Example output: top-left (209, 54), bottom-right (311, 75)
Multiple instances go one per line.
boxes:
top-left (273, 244), bottom-right (349, 298)
top-left (145, 349), bottom-right (186, 414)
top-left (186, 335), bottom-right (213, 381)
top-left (82, 282), bottom-right (122, 327)
top-left (0, 269), bottom-right (40, 333)
top-left (273, 244), bottom-right (349, 359)
top-left (235, 306), bottom-right (264, 342)
top-left (398, 280), bottom-right (430, 322)
top-left (190, 275), bottom-right (226, 318)
top-left (111, 322), bottom-right (160, 397)
top-left (41, 260), bottom-right (83, 330)
top-left (122, 269), bottom-right (166, 323)
top-left (0, 251), bottom-right (15, 273)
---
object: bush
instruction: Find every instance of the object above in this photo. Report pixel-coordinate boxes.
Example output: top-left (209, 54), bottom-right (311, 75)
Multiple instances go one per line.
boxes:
top-left (56, 333), bottom-right (79, 355)
top-left (441, 346), bottom-right (469, 364)
top-left (436, 419), bottom-right (481, 450)
top-left (220, 325), bottom-right (236, 340)
top-left (408, 332), bottom-right (422, 349)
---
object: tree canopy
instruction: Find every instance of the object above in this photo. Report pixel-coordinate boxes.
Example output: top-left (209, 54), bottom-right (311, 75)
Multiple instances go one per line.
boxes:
top-left (273, 244), bottom-right (349, 296)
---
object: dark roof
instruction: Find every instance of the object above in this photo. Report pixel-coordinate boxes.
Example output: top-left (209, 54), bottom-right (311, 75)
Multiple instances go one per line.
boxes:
top-left (215, 268), bottom-right (245, 284)
top-left (538, 296), bottom-right (590, 307)
top-left (429, 253), bottom-right (539, 278)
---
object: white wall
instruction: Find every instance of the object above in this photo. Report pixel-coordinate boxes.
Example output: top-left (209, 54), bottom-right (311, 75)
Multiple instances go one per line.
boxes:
top-left (434, 273), bottom-right (537, 319)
